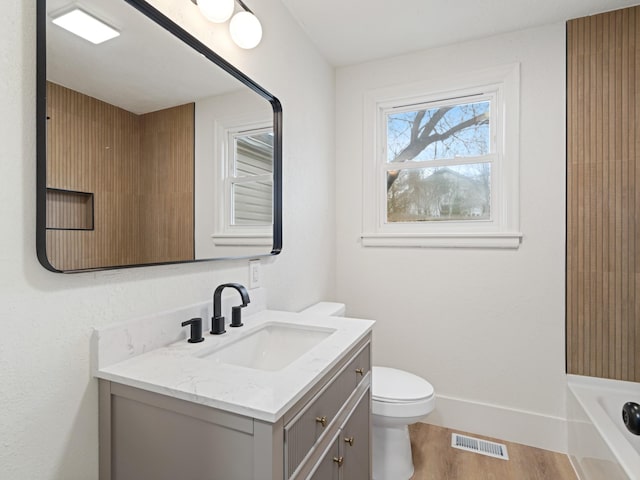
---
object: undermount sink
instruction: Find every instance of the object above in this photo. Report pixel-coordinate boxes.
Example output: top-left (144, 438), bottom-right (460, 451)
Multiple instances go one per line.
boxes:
top-left (198, 322), bottom-right (336, 371)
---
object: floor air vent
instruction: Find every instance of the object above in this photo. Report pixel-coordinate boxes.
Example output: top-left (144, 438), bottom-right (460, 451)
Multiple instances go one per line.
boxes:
top-left (451, 433), bottom-right (509, 460)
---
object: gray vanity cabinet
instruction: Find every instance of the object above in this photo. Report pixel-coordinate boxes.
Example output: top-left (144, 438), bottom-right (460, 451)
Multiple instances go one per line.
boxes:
top-left (305, 390), bottom-right (371, 480)
top-left (98, 335), bottom-right (371, 480)
top-left (340, 392), bottom-right (371, 480)
top-left (307, 436), bottom-right (340, 480)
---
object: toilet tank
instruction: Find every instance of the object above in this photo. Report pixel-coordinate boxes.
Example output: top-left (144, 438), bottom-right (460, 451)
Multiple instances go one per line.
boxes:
top-left (300, 302), bottom-right (346, 317)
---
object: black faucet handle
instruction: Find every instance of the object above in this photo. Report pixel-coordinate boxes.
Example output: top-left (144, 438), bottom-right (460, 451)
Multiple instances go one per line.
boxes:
top-left (181, 318), bottom-right (205, 343)
top-left (230, 305), bottom-right (245, 327)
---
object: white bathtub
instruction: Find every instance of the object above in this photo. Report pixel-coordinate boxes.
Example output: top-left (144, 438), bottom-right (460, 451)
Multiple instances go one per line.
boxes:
top-left (568, 374), bottom-right (640, 480)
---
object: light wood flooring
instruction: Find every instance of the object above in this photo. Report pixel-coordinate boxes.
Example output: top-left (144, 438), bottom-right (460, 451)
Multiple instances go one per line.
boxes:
top-left (408, 424), bottom-right (577, 480)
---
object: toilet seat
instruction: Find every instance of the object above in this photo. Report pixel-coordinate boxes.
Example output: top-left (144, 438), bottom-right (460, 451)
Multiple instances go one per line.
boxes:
top-left (372, 366), bottom-right (435, 419)
top-left (372, 366), bottom-right (434, 403)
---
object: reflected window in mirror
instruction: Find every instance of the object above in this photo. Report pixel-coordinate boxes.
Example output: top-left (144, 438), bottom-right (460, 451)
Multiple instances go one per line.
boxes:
top-left (229, 127), bottom-right (273, 227)
top-left (210, 125), bottom-right (274, 247)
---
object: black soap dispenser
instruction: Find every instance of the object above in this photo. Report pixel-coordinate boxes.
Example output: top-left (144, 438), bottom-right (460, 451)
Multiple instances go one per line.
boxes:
top-left (181, 318), bottom-right (205, 343)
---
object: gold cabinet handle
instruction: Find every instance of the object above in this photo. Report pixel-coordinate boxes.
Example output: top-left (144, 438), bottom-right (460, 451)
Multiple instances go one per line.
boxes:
top-left (315, 416), bottom-right (327, 427)
top-left (333, 456), bottom-right (344, 466)
top-left (344, 436), bottom-right (354, 446)
top-left (355, 367), bottom-right (365, 376)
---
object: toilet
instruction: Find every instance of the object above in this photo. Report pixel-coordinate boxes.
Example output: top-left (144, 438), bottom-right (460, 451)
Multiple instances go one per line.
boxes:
top-left (300, 302), bottom-right (436, 480)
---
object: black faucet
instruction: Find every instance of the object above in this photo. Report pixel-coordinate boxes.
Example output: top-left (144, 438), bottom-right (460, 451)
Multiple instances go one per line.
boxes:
top-left (210, 283), bottom-right (251, 335)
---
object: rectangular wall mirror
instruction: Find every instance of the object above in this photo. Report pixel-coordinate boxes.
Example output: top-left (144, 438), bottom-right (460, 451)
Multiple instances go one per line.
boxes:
top-left (36, 0), bottom-right (282, 273)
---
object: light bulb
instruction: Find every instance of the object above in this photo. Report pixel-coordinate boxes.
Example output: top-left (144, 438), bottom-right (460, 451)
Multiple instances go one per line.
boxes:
top-left (229, 11), bottom-right (262, 49)
top-left (197, 0), bottom-right (234, 23)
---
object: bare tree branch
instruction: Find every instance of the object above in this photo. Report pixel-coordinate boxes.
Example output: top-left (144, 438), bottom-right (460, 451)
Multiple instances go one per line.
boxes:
top-left (386, 109), bottom-right (489, 190)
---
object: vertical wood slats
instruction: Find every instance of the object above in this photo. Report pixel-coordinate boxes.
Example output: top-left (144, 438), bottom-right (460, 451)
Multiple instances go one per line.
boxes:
top-left (46, 189), bottom-right (93, 230)
top-left (567, 6), bottom-right (640, 382)
top-left (138, 105), bottom-right (195, 264)
top-left (46, 82), bottom-right (194, 271)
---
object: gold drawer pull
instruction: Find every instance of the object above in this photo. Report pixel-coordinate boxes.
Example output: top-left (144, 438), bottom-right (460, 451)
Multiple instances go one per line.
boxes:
top-left (344, 436), bottom-right (354, 446)
top-left (333, 456), bottom-right (344, 466)
top-left (355, 367), bottom-right (365, 376)
top-left (315, 416), bottom-right (327, 427)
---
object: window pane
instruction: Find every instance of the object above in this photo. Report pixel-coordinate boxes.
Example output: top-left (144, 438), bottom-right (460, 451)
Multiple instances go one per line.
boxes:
top-left (232, 181), bottom-right (273, 225)
top-left (387, 164), bottom-right (490, 222)
top-left (235, 132), bottom-right (273, 176)
top-left (386, 101), bottom-right (490, 163)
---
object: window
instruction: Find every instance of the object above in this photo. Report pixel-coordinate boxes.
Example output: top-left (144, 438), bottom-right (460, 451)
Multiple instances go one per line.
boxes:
top-left (362, 64), bottom-right (522, 248)
top-left (205, 117), bottom-right (274, 248)
top-left (228, 128), bottom-right (274, 227)
top-left (386, 98), bottom-right (492, 223)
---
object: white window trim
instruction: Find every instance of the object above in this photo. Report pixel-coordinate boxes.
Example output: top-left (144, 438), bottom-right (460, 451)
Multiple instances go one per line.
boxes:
top-left (362, 63), bottom-right (522, 249)
top-left (212, 116), bottom-right (273, 247)
top-left (209, 234), bottom-right (273, 246)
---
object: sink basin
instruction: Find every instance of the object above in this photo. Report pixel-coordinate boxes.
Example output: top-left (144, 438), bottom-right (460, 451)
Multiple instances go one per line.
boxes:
top-left (198, 322), bottom-right (336, 371)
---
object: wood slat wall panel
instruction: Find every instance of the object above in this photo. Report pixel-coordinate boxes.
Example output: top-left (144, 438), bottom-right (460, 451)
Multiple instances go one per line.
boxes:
top-left (47, 82), bottom-right (141, 270)
top-left (46, 82), bottom-right (194, 270)
top-left (139, 104), bottom-right (195, 264)
top-left (567, 6), bottom-right (640, 382)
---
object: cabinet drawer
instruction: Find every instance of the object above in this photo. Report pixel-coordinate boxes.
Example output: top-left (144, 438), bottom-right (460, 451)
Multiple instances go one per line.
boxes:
top-left (284, 343), bottom-right (370, 478)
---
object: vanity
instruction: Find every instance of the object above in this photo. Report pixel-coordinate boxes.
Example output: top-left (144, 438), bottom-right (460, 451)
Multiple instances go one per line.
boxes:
top-left (93, 297), bottom-right (374, 480)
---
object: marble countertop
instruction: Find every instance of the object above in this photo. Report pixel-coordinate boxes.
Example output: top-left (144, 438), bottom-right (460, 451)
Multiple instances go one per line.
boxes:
top-left (94, 308), bottom-right (374, 422)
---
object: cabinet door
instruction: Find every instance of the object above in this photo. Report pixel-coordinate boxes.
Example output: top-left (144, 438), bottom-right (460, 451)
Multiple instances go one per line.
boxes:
top-left (341, 392), bottom-right (371, 480)
top-left (285, 345), bottom-right (371, 477)
top-left (307, 437), bottom-right (340, 480)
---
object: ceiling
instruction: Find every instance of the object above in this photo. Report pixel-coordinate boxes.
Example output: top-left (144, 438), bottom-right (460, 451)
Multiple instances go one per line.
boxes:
top-left (280, 0), bottom-right (640, 66)
top-left (46, 0), bottom-right (249, 114)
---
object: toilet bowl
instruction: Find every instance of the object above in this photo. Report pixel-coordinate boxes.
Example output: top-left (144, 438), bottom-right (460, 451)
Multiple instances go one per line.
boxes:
top-left (371, 366), bottom-right (435, 479)
top-left (299, 302), bottom-right (436, 480)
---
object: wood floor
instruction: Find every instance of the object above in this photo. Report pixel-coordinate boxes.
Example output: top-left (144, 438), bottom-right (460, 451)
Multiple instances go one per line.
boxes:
top-left (408, 424), bottom-right (577, 480)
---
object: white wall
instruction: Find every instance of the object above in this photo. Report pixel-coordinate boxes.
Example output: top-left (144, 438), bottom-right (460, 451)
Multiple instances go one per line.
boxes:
top-left (0, 1), bottom-right (335, 478)
top-left (335, 24), bottom-right (567, 451)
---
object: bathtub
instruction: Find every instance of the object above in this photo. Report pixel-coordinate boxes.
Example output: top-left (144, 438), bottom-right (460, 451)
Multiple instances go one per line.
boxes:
top-left (568, 374), bottom-right (640, 480)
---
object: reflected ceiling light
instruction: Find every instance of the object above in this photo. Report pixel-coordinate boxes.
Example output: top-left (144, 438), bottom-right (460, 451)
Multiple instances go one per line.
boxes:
top-left (51, 8), bottom-right (120, 45)
top-left (193, 0), bottom-right (262, 49)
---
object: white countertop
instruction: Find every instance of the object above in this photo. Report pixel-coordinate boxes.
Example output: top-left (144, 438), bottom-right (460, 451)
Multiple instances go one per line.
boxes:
top-left (94, 308), bottom-right (374, 422)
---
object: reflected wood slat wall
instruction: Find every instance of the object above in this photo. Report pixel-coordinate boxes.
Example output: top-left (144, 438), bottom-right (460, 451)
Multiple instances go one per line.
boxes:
top-left (567, 6), bottom-right (640, 381)
top-left (47, 82), bottom-right (141, 270)
top-left (46, 82), bottom-right (194, 270)
top-left (139, 104), bottom-right (194, 264)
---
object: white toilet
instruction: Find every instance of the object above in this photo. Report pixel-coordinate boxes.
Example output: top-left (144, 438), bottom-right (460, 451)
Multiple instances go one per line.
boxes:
top-left (300, 302), bottom-right (436, 480)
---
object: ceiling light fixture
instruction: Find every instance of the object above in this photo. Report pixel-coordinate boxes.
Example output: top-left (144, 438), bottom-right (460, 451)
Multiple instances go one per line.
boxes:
top-left (51, 8), bottom-right (120, 45)
top-left (192, 0), bottom-right (262, 49)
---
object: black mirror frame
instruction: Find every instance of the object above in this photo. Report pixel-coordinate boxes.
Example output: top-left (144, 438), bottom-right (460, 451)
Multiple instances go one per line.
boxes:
top-left (36, 0), bottom-right (282, 273)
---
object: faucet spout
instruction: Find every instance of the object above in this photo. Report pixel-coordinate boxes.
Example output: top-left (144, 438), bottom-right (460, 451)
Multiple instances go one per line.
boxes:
top-left (213, 283), bottom-right (250, 316)
top-left (211, 283), bottom-right (251, 334)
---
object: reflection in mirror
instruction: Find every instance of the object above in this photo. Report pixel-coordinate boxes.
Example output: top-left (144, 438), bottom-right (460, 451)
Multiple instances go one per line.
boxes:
top-left (231, 130), bottom-right (274, 226)
top-left (37, 0), bottom-right (281, 272)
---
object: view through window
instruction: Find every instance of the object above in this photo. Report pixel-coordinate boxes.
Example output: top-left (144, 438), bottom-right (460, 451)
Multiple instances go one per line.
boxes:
top-left (384, 98), bottom-right (493, 223)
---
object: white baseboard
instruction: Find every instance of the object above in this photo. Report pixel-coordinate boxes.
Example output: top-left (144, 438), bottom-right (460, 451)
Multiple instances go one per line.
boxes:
top-left (421, 394), bottom-right (568, 454)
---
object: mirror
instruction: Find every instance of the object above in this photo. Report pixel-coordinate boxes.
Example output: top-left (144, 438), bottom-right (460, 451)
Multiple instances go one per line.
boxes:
top-left (36, 0), bottom-right (282, 272)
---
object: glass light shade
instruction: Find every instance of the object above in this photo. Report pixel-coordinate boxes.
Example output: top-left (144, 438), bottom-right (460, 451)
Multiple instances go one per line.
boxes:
top-left (197, 0), bottom-right (234, 23)
top-left (229, 11), bottom-right (262, 49)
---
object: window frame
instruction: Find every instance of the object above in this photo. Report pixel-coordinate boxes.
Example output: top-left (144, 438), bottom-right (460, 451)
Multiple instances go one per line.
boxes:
top-left (382, 92), bottom-right (497, 225)
top-left (362, 63), bottom-right (522, 249)
top-left (226, 126), bottom-right (274, 227)
top-left (211, 118), bottom-right (274, 247)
